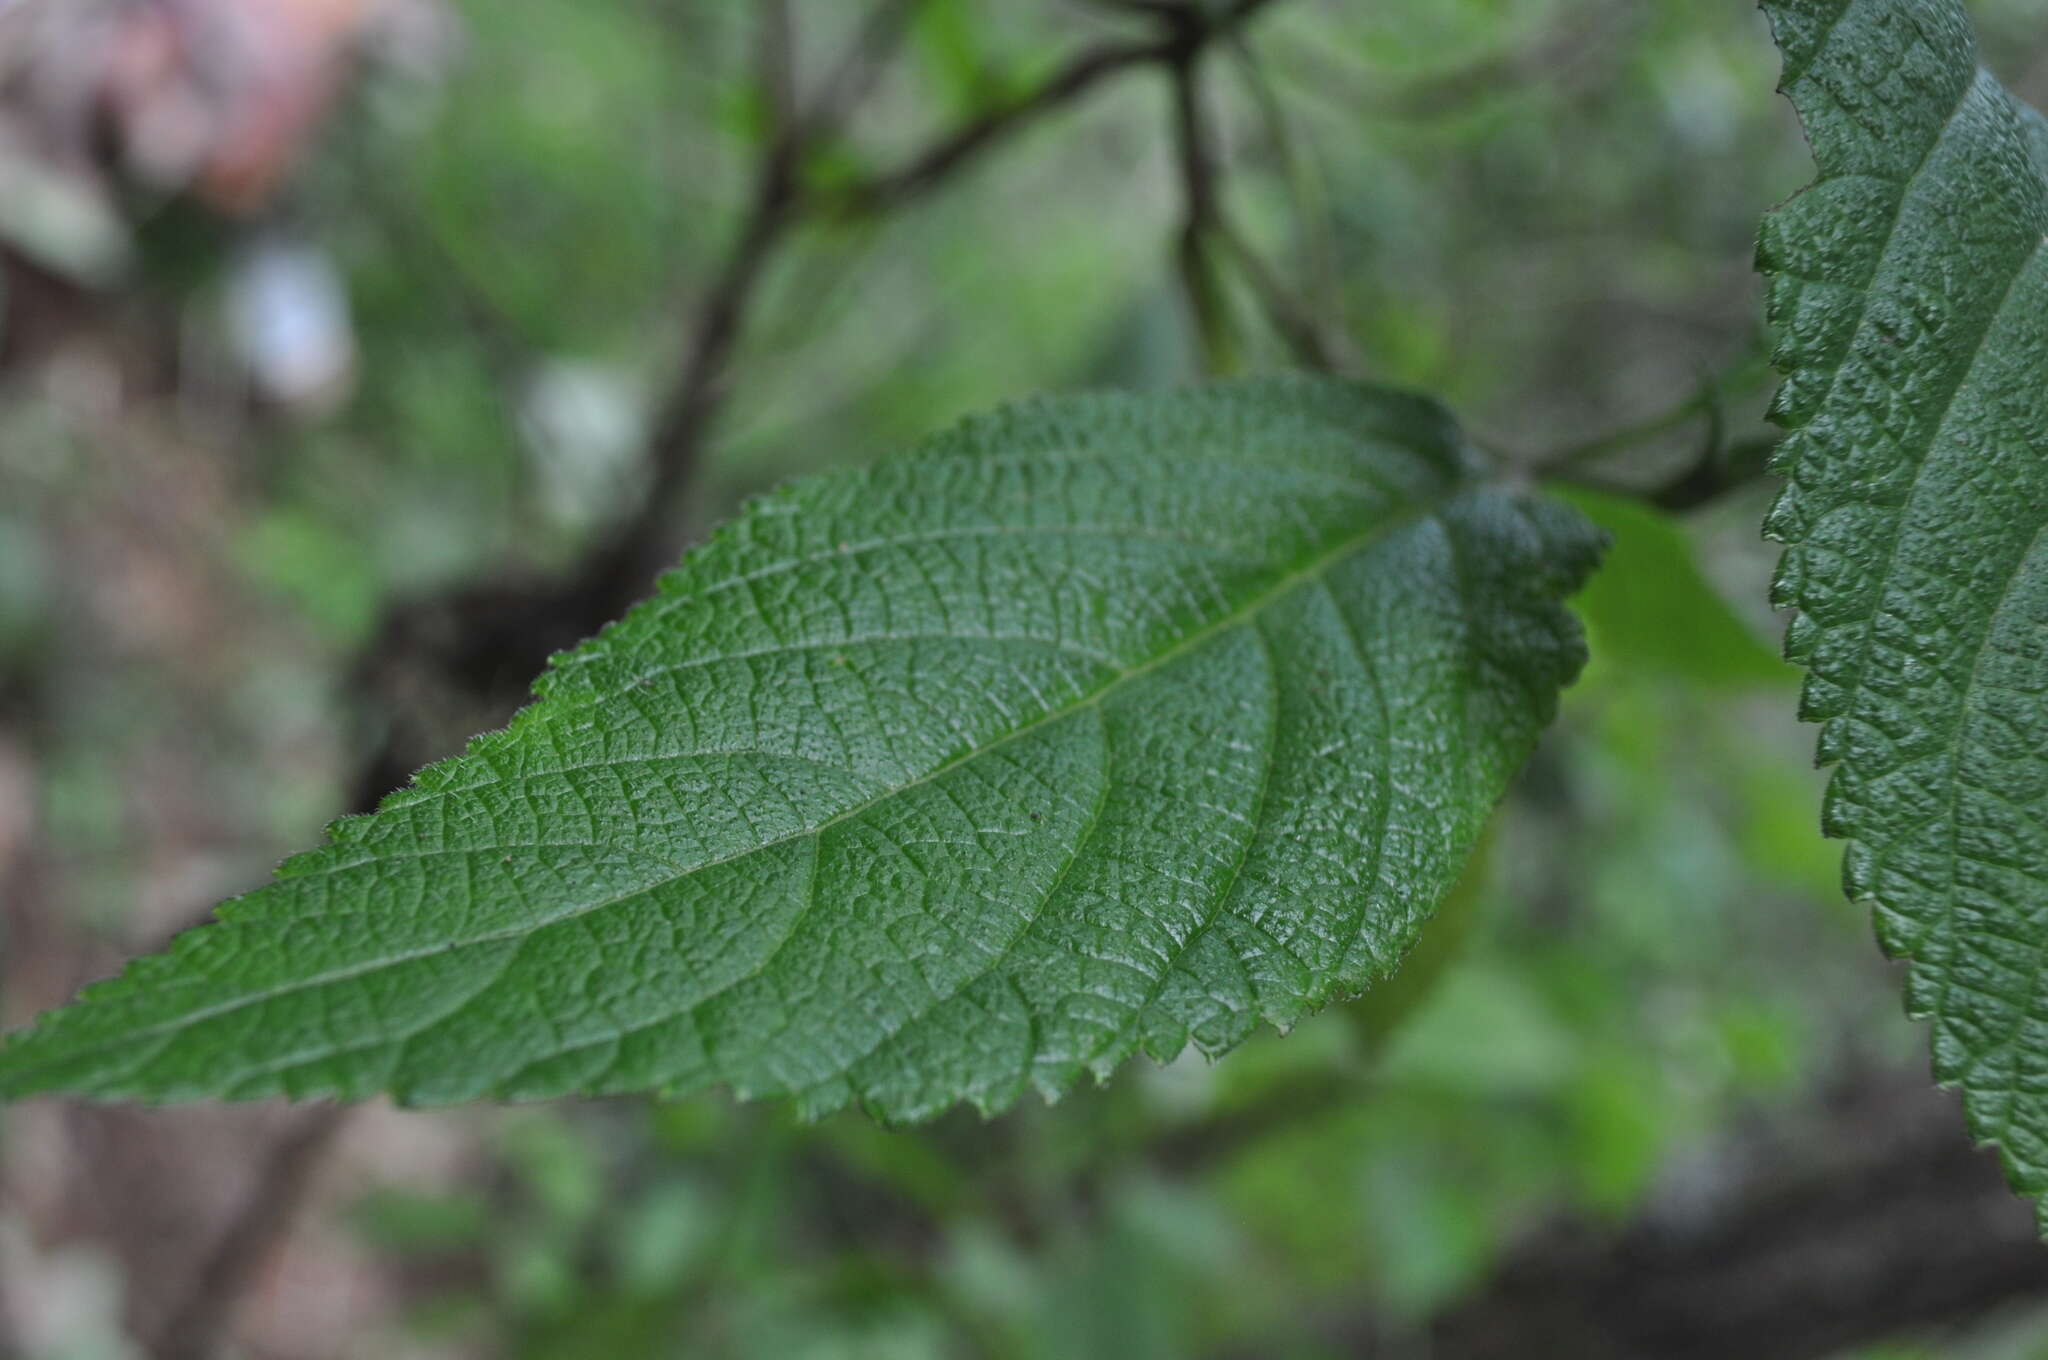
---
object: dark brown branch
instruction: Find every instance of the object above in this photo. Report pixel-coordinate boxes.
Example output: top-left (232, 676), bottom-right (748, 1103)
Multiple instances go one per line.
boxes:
top-left (1426, 1118), bottom-right (2048, 1357)
top-left (1203, 1076), bottom-right (2048, 1360)
top-left (573, 119), bottom-right (804, 615)
top-left (473, 0), bottom-right (934, 630)
top-left (152, 1106), bottom-right (350, 1360)
top-left (570, 0), bottom-right (886, 616)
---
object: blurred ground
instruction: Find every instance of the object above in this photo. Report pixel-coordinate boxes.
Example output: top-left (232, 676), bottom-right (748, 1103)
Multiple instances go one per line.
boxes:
top-left (3, 2), bottom-right (2048, 1357)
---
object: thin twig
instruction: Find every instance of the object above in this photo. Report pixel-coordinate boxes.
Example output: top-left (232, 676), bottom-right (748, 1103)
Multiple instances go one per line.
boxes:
top-left (1215, 217), bottom-right (1357, 372)
top-left (1535, 361), bottom-right (1761, 473)
top-left (1220, 32), bottom-right (1356, 372)
top-left (840, 0), bottom-right (1283, 213)
top-left (573, 8), bottom-right (812, 610)
top-left (841, 37), bottom-right (1170, 212)
top-left (1167, 31), bottom-right (1237, 374)
top-left (574, 0), bottom-right (926, 614)
top-left (1529, 346), bottom-right (1777, 509)
top-left (1163, 4), bottom-right (1359, 375)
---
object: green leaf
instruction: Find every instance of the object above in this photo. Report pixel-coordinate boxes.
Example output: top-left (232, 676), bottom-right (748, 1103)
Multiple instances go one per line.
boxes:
top-left (1550, 486), bottom-right (1790, 691)
top-left (0, 377), bottom-right (1600, 1118)
top-left (1760, 0), bottom-right (2048, 1223)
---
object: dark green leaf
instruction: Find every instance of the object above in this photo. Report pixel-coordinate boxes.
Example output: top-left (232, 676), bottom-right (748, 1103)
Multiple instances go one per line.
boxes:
top-left (0, 378), bottom-right (1599, 1118)
top-left (1761, 0), bottom-right (2048, 1224)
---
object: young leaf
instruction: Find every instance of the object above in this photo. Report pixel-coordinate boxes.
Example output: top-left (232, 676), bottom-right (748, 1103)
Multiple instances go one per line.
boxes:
top-left (0, 378), bottom-right (1600, 1119)
top-left (1761, 0), bottom-right (2048, 1222)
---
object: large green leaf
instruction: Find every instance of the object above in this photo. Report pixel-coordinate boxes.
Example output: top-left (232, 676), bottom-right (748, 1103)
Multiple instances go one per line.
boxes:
top-left (0, 377), bottom-right (1599, 1118)
top-left (1761, 0), bottom-right (2048, 1221)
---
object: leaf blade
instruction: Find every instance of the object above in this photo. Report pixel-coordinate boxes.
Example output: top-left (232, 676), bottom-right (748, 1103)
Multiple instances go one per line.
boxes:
top-left (1761, 0), bottom-right (2048, 1221)
top-left (0, 377), bottom-right (1601, 1117)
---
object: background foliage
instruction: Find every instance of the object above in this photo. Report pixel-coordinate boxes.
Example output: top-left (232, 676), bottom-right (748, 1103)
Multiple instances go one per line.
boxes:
top-left (4, 0), bottom-right (2048, 1356)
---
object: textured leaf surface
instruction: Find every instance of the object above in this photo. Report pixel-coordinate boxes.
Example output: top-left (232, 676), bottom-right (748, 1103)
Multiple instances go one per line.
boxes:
top-left (0, 378), bottom-right (1599, 1118)
top-left (1761, 0), bottom-right (2048, 1222)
